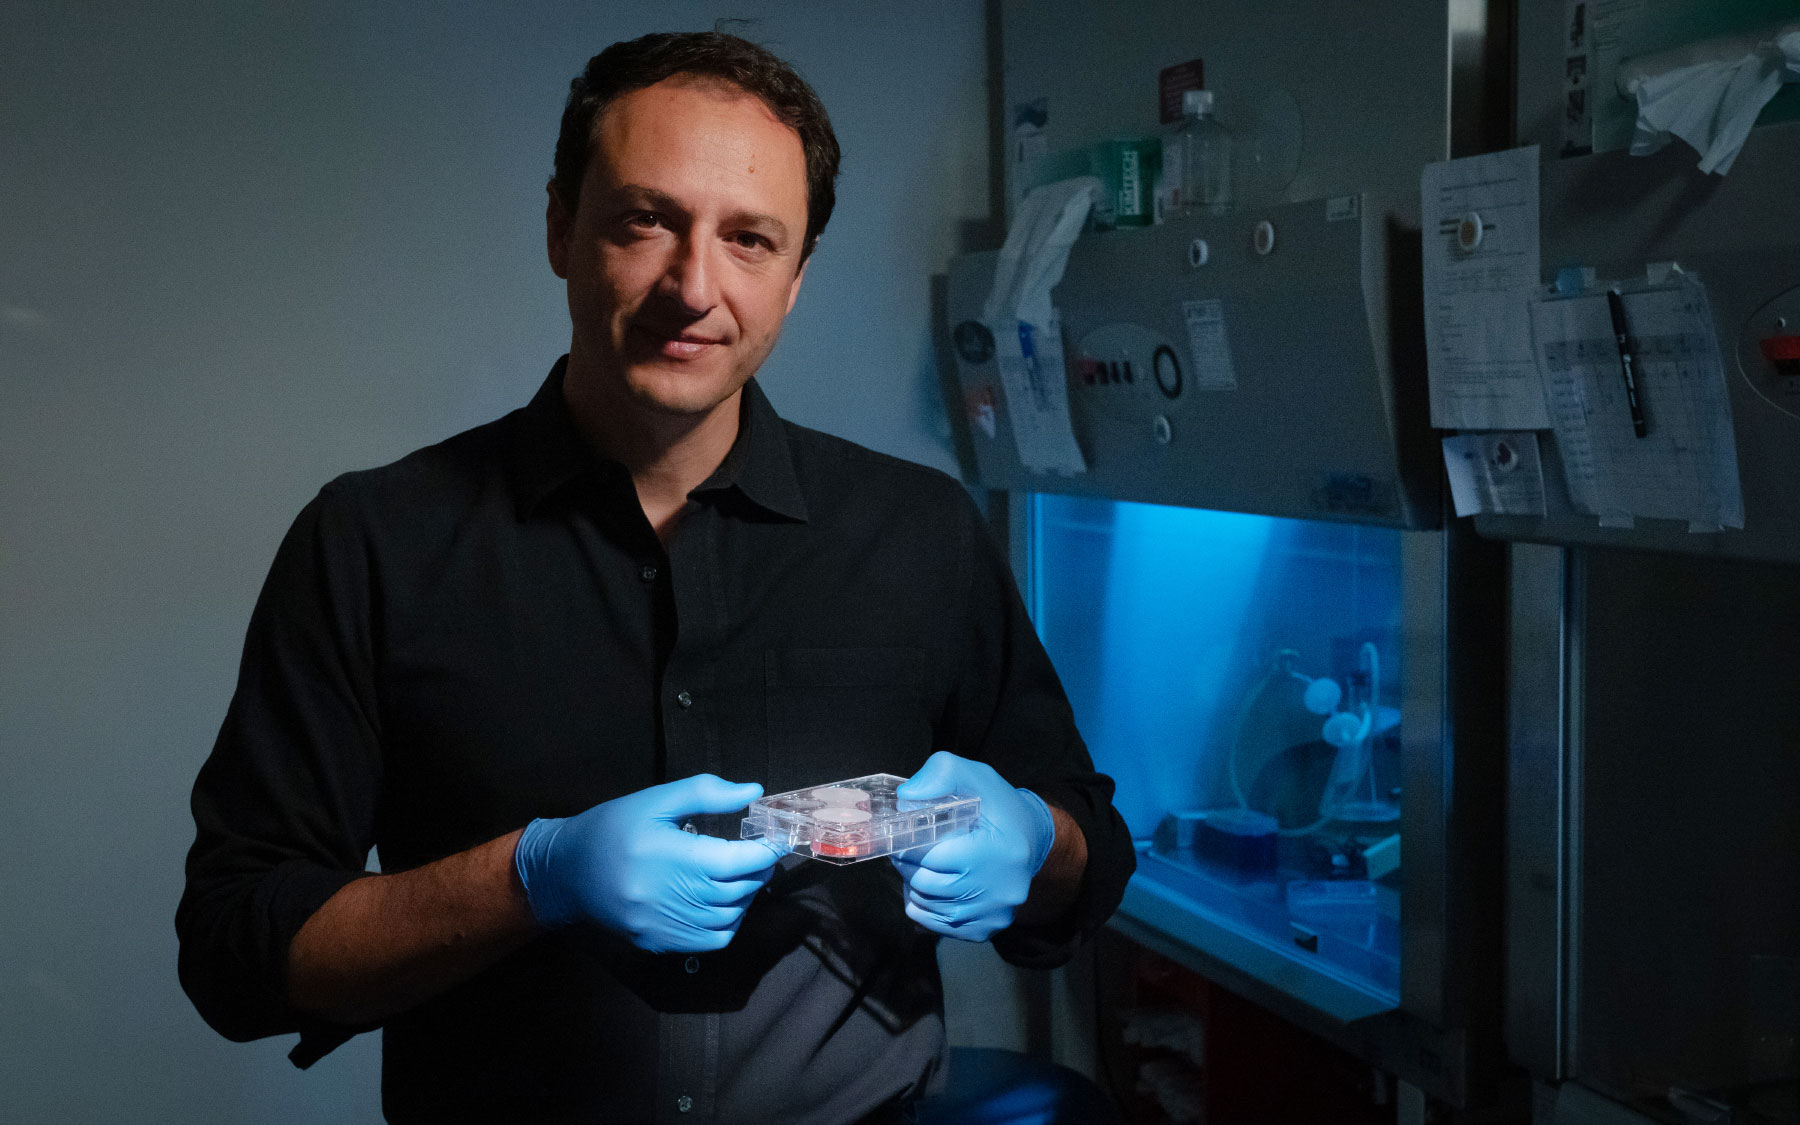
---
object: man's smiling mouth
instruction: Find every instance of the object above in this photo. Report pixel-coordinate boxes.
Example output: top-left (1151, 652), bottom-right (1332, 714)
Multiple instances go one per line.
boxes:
top-left (632, 323), bottom-right (725, 359)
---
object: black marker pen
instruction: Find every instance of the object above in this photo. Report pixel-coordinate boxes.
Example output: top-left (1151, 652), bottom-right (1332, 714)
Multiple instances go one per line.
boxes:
top-left (1607, 288), bottom-right (1648, 438)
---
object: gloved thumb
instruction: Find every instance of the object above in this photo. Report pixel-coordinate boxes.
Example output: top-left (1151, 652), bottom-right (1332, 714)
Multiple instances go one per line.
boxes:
top-left (896, 751), bottom-right (971, 801)
top-left (643, 774), bottom-right (764, 821)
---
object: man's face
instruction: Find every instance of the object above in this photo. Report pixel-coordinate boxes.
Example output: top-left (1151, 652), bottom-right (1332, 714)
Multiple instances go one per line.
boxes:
top-left (548, 77), bottom-right (811, 420)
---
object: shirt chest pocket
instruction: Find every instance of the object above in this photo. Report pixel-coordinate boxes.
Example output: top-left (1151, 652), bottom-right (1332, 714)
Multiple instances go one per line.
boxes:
top-left (763, 646), bottom-right (935, 793)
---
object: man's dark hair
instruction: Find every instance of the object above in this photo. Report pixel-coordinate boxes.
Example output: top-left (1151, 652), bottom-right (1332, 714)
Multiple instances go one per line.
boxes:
top-left (554, 32), bottom-right (841, 262)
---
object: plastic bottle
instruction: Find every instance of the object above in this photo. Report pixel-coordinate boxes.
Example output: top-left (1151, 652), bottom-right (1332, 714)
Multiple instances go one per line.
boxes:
top-left (1177, 89), bottom-right (1233, 214)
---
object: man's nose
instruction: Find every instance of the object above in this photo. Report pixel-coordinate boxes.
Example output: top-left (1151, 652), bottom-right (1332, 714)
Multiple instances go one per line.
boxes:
top-left (659, 234), bottom-right (718, 317)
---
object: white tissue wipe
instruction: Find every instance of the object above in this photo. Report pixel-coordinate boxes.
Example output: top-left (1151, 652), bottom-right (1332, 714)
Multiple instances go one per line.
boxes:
top-left (1625, 25), bottom-right (1800, 175)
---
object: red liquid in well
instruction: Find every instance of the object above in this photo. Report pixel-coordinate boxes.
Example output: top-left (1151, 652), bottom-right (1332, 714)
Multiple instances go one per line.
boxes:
top-left (812, 806), bottom-right (873, 859)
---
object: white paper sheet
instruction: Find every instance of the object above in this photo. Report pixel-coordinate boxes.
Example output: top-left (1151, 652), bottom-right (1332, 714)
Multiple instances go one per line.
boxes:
top-left (983, 177), bottom-right (1098, 476)
top-left (1442, 432), bottom-right (1548, 517)
top-left (1530, 275), bottom-right (1744, 529)
top-left (1421, 146), bottom-right (1550, 431)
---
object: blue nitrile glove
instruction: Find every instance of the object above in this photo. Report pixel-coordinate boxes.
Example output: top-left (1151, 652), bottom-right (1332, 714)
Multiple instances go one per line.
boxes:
top-left (891, 751), bottom-right (1058, 943)
top-left (513, 774), bottom-right (779, 954)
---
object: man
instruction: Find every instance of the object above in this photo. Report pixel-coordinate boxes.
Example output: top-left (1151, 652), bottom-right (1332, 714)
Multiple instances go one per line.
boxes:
top-left (178, 31), bottom-right (1132, 1124)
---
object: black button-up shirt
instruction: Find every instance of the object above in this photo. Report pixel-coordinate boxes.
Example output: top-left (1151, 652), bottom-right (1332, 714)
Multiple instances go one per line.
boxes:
top-left (177, 359), bottom-right (1133, 1123)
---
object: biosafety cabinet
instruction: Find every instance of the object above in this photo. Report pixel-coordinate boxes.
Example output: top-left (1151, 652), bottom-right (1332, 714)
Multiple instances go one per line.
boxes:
top-left (955, 1), bottom-right (1798, 1121)
top-left (947, 0), bottom-right (1514, 1110)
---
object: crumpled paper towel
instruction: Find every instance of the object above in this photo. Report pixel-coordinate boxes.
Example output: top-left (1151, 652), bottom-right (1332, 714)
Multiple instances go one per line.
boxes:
top-left (1621, 21), bottom-right (1800, 175)
top-left (979, 176), bottom-right (1102, 475)
top-left (982, 176), bottom-right (1102, 334)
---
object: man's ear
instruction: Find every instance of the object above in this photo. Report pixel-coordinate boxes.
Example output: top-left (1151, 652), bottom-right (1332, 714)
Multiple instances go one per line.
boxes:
top-left (546, 180), bottom-right (572, 280)
top-left (784, 253), bottom-right (811, 315)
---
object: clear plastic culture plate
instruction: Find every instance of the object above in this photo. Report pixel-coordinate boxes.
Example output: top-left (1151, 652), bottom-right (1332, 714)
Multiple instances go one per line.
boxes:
top-left (740, 773), bottom-right (981, 864)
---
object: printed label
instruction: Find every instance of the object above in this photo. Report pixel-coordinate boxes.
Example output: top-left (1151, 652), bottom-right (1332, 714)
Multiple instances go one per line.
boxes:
top-left (1311, 472), bottom-right (1398, 517)
top-left (1120, 149), bottom-right (1142, 215)
top-left (1561, 0), bottom-right (1591, 157)
top-left (1159, 59), bottom-right (1206, 125)
top-left (1181, 299), bottom-right (1238, 390)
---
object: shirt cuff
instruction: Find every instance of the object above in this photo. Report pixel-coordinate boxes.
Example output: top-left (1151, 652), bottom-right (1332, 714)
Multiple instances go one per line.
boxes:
top-left (264, 860), bottom-right (381, 1066)
top-left (1014, 788), bottom-right (1057, 876)
top-left (992, 782), bottom-right (1135, 970)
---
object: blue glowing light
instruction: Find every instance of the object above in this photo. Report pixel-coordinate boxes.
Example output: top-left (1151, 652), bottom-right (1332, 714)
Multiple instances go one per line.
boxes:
top-left (1030, 494), bottom-right (1401, 838)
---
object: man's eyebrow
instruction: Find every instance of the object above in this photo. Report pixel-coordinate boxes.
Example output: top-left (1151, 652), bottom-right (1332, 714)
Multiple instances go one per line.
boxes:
top-left (612, 183), bottom-right (683, 213)
top-left (612, 183), bottom-right (791, 244)
top-left (725, 209), bottom-right (791, 242)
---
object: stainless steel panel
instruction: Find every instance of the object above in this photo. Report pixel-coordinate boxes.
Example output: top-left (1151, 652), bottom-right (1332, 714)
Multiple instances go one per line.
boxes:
top-left (1505, 541), bottom-right (1570, 1081)
top-left (1565, 548), bottom-right (1589, 1089)
top-left (1567, 547), bottom-right (1800, 1113)
top-left (1400, 529), bottom-right (1450, 1025)
top-left (948, 198), bottom-right (1439, 527)
top-left (1434, 518), bottom-right (1514, 1100)
top-left (1451, 0), bottom-right (1518, 160)
top-left (1552, 1081), bottom-right (1664, 1125)
top-left (1515, 0), bottom-right (1571, 157)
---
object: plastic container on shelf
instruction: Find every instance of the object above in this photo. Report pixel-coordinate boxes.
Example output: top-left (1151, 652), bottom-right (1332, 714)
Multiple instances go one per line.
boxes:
top-left (739, 773), bottom-right (980, 864)
top-left (1286, 879), bottom-right (1382, 947)
top-left (1193, 807), bottom-right (1278, 880)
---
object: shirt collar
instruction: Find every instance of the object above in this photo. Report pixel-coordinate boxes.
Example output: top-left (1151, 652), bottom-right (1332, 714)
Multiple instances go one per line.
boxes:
top-left (509, 356), bottom-right (809, 523)
top-left (695, 376), bottom-right (809, 522)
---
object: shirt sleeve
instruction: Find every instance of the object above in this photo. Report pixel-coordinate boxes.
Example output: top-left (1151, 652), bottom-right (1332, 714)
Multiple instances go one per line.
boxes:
top-left (942, 491), bottom-right (1136, 970)
top-left (175, 481), bottom-right (384, 1059)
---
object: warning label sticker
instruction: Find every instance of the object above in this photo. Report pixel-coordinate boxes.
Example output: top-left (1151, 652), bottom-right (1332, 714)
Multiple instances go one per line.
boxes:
top-left (1182, 299), bottom-right (1238, 390)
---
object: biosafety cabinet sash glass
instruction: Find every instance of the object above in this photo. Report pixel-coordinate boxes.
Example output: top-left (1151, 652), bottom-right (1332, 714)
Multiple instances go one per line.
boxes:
top-left (1029, 494), bottom-right (1405, 1000)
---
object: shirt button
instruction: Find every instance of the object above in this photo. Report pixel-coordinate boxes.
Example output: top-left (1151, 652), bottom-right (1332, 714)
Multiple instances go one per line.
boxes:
top-left (677, 1094), bottom-right (693, 1113)
top-left (685, 956), bottom-right (700, 974)
top-left (676, 690), bottom-right (693, 709)
top-left (639, 564), bottom-right (658, 582)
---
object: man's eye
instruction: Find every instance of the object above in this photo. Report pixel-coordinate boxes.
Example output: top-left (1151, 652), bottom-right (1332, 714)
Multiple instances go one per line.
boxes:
top-left (732, 232), bottom-right (769, 250)
top-left (625, 212), bottom-right (663, 230)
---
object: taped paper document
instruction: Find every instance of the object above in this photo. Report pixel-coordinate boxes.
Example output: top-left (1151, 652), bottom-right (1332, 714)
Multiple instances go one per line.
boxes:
top-left (1529, 274), bottom-right (1743, 531)
top-left (982, 177), bottom-right (1099, 475)
top-left (1442, 432), bottom-right (1547, 518)
top-left (1421, 146), bottom-right (1550, 431)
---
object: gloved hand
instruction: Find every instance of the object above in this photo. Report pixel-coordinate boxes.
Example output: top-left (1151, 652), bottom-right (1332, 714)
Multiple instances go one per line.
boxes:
top-left (513, 774), bottom-right (778, 954)
top-left (891, 751), bottom-right (1057, 943)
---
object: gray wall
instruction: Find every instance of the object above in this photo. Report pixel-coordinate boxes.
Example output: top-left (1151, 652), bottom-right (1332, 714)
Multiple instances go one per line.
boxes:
top-left (0, 3), bottom-right (999, 1119)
